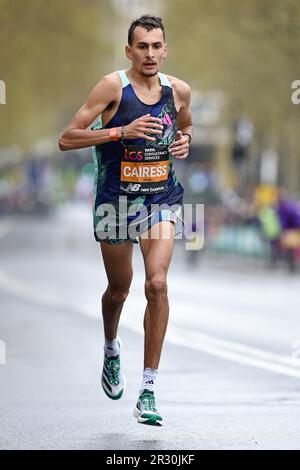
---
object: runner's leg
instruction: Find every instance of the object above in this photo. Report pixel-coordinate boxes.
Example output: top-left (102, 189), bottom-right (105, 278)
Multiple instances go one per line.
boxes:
top-left (139, 221), bottom-right (175, 369)
top-left (100, 240), bottom-right (133, 340)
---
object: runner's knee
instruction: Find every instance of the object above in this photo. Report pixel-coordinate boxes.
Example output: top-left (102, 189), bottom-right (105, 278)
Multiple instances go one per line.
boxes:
top-left (145, 276), bottom-right (167, 301)
top-left (105, 284), bottom-right (131, 304)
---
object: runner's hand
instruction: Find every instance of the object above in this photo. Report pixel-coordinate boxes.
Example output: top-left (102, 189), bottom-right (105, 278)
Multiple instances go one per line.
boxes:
top-left (124, 114), bottom-right (164, 142)
top-left (169, 131), bottom-right (190, 159)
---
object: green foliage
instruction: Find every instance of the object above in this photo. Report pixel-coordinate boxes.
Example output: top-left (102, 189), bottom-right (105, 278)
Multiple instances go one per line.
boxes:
top-left (162, 0), bottom-right (300, 188)
top-left (0, 0), bottom-right (113, 150)
top-left (164, 0), bottom-right (300, 121)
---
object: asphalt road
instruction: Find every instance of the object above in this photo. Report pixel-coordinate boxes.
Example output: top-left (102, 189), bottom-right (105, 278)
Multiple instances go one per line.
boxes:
top-left (1, 203), bottom-right (300, 450)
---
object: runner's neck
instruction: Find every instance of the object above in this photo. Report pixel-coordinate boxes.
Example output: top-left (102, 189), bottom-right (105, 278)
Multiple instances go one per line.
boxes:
top-left (125, 68), bottom-right (161, 91)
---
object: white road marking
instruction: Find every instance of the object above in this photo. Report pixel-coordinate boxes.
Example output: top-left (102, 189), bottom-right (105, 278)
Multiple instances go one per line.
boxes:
top-left (1, 268), bottom-right (300, 379)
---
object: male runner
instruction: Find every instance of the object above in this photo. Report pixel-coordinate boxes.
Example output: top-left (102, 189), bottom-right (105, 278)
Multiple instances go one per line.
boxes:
top-left (59, 15), bottom-right (192, 426)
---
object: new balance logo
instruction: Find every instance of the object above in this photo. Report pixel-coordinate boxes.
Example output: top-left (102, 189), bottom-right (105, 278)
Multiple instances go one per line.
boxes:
top-left (125, 183), bottom-right (141, 192)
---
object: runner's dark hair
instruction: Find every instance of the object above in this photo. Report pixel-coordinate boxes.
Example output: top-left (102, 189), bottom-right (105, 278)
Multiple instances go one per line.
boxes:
top-left (128, 15), bottom-right (165, 45)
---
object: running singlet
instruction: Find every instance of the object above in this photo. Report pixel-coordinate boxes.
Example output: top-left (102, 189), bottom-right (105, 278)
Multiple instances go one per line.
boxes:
top-left (91, 70), bottom-right (184, 241)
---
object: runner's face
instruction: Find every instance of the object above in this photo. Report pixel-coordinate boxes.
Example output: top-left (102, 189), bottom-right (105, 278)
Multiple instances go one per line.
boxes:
top-left (126, 27), bottom-right (167, 77)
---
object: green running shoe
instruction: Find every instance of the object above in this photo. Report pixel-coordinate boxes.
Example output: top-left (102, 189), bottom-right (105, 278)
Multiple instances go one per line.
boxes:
top-left (101, 337), bottom-right (125, 400)
top-left (133, 389), bottom-right (163, 426)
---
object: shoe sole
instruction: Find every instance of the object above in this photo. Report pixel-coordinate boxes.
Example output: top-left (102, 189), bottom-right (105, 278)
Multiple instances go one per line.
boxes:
top-left (101, 336), bottom-right (126, 400)
top-left (133, 407), bottom-right (163, 426)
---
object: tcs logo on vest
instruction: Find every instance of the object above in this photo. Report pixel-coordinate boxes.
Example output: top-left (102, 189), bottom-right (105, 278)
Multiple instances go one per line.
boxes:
top-left (124, 149), bottom-right (143, 161)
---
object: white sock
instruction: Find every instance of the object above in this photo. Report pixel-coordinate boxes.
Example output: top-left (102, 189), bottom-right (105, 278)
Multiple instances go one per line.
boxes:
top-left (140, 368), bottom-right (158, 393)
top-left (104, 337), bottom-right (119, 357)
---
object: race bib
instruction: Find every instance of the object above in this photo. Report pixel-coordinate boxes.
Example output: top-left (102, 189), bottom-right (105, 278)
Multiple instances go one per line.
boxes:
top-left (120, 145), bottom-right (169, 195)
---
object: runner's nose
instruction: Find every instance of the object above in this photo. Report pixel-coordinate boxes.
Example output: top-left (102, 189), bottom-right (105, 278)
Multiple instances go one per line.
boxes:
top-left (146, 47), bottom-right (154, 59)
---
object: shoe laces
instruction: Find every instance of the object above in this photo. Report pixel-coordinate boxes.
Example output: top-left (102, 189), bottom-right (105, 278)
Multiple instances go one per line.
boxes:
top-left (105, 355), bottom-right (120, 385)
top-left (139, 390), bottom-right (157, 412)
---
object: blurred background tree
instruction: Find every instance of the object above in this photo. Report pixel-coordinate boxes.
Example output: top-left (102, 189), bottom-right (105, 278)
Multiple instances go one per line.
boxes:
top-left (0, 0), bottom-right (113, 150)
top-left (164, 0), bottom-right (300, 191)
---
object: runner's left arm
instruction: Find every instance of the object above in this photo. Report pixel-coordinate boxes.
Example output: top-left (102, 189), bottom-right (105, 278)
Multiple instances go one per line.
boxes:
top-left (169, 81), bottom-right (192, 159)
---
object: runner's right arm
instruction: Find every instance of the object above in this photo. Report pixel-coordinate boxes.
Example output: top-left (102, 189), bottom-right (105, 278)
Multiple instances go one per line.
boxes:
top-left (58, 75), bottom-right (163, 151)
